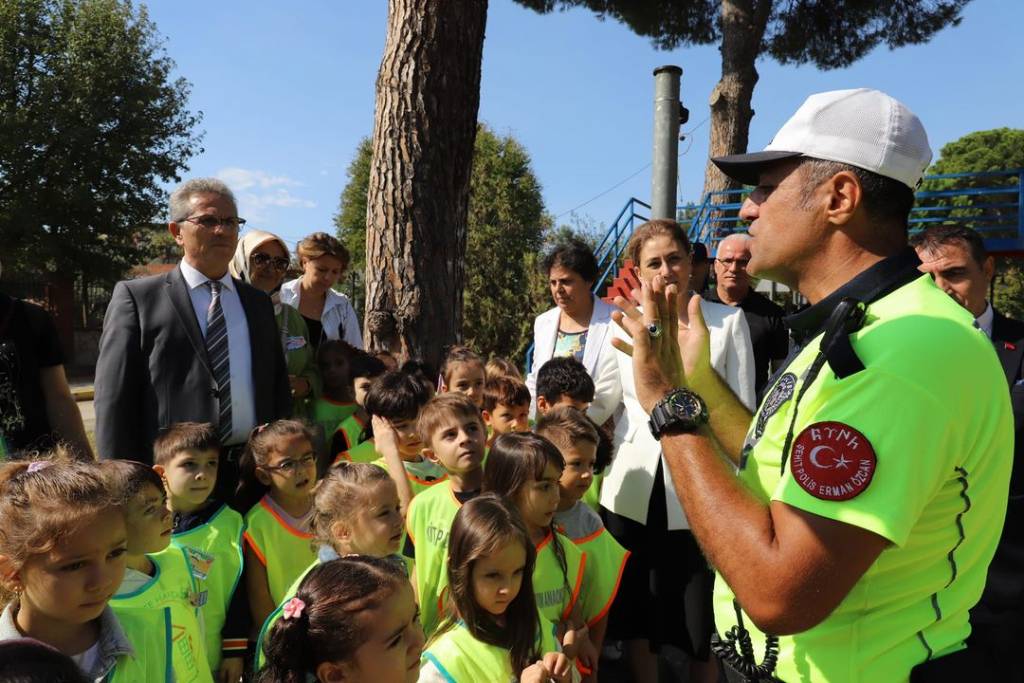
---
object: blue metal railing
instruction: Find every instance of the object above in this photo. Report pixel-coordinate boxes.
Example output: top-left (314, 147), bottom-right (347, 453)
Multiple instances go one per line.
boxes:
top-left (684, 168), bottom-right (1024, 254)
top-left (524, 169), bottom-right (1024, 371)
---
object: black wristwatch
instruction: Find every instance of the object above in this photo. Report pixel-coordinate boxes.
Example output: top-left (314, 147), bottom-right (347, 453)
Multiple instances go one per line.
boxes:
top-left (648, 389), bottom-right (709, 439)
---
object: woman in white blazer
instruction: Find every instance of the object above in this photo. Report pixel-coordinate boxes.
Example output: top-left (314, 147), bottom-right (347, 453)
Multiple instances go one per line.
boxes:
top-left (525, 239), bottom-right (618, 420)
top-left (596, 219), bottom-right (756, 683)
top-left (279, 232), bottom-right (363, 351)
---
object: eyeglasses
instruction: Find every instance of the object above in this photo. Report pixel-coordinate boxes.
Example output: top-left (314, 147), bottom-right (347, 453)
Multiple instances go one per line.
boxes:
top-left (716, 257), bottom-right (750, 269)
top-left (260, 452), bottom-right (316, 475)
top-left (180, 215), bottom-right (246, 231)
top-left (251, 252), bottom-right (290, 271)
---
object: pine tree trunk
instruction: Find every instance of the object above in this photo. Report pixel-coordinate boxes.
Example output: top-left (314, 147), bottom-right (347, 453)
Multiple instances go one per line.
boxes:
top-left (701, 0), bottom-right (771, 200)
top-left (364, 0), bottom-right (488, 369)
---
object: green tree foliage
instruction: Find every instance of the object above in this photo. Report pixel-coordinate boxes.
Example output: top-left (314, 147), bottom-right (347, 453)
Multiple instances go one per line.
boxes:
top-left (0, 0), bottom-right (202, 281)
top-left (514, 0), bottom-right (969, 197)
top-left (335, 125), bottom-right (552, 362)
top-left (334, 136), bottom-right (373, 315)
top-left (920, 128), bottom-right (1024, 319)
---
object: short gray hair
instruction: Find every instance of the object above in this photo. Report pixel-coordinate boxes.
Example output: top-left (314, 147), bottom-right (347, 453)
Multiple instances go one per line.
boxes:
top-left (797, 158), bottom-right (915, 230)
top-left (169, 178), bottom-right (237, 222)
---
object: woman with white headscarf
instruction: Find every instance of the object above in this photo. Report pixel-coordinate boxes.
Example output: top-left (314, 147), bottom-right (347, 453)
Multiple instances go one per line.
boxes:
top-left (230, 230), bottom-right (320, 417)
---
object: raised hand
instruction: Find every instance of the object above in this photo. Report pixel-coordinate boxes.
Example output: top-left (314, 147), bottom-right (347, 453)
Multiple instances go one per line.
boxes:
top-left (610, 275), bottom-right (683, 413)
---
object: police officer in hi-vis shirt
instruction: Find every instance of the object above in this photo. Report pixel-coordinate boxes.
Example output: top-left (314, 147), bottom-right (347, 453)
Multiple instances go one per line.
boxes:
top-left (610, 89), bottom-right (1013, 682)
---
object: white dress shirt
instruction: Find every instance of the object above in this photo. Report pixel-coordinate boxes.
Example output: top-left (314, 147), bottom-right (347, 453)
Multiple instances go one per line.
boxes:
top-left (179, 260), bottom-right (256, 445)
top-left (976, 301), bottom-right (994, 339)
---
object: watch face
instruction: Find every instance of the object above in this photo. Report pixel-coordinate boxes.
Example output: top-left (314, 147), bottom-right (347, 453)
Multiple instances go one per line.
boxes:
top-left (666, 391), bottom-right (702, 420)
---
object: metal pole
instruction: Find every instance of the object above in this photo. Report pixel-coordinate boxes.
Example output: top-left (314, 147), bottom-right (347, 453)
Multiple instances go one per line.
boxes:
top-left (651, 65), bottom-right (682, 220)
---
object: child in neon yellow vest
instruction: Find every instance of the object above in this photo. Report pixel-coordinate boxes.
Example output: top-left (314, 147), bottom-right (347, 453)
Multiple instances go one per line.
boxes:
top-left (338, 346), bottom-right (388, 461)
top-left (257, 556), bottom-right (424, 682)
top-left (254, 461), bottom-right (413, 668)
top-left (484, 432), bottom-right (600, 674)
top-left (353, 372), bottom-right (445, 497)
top-left (240, 420), bottom-right (319, 630)
top-left (104, 460), bottom-right (213, 683)
top-left (313, 340), bottom-right (365, 460)
top-left (421, 494), bottom-right (574, 683)
top-left (403, 393), bottom-right (488, 637)
top-left (538, 406), bottom-right (630, 681)
top-left (0, 457), bottom-right (173, 682)
top-left (534, 356), bottom-right (607, 512)
top-left (152, 422), bottom-right (246, 682)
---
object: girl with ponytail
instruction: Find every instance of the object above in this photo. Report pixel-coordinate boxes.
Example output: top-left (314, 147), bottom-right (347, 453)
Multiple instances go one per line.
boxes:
top-left (256, 556), bottom-right (423, 683)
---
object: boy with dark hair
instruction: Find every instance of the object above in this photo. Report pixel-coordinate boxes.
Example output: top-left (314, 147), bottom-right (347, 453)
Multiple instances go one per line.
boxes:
top-left (151, 422), bottom-right (248, 681)
top-left (311, 340), bottom-right (362, 461)
top-left (349, 372), bottom-right (445, 504)
top-left (481, 375), bottom-right (531, 445)
top-left (536, 356), bottom-right (595, 414)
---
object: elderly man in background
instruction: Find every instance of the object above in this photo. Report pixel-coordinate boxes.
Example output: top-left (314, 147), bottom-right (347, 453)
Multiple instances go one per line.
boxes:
top-left (913, 225), bottom-right (1024, 681)
top-left (95, 178), bottom-right (291, 494)
top-left (705, 233), bottom-right (789, 396)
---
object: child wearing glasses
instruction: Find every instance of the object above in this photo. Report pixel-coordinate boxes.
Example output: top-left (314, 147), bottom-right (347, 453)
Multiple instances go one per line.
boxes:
top-left (238, 420), bottom-right (319, 628)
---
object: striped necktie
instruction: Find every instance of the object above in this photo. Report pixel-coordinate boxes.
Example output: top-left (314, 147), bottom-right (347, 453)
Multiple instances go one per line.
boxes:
top-left (206, 280), bottom-right (233, 443)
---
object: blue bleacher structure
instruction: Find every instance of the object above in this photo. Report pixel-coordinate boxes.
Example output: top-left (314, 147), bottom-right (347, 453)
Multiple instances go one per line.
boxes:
top-left (525, 169), bottom-right (1024, 371)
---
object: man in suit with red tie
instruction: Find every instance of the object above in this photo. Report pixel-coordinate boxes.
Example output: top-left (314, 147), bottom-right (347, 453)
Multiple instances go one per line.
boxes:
top-left (913, 225), bottom-right (1024, 679)
top-left (95, 178), bottom-right (291, 499)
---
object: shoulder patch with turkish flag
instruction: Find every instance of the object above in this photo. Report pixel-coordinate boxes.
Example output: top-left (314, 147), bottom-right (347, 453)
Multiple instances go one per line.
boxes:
top-left (790, 421), bottom-right (876, 501)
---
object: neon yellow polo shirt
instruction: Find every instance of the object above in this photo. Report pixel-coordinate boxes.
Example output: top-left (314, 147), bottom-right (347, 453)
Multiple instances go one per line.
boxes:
top-left (714, 273), bottom-right (1013, 682)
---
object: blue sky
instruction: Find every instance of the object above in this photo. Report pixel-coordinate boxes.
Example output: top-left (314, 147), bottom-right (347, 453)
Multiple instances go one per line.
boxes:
top-left (145, 0), bottom-right (1024, 249)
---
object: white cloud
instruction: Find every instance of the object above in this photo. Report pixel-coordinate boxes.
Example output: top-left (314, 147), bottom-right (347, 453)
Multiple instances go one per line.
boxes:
top-left (214, 167), bottom-right (316, 221)
top-left (217, 167), bottom-right (302, 191)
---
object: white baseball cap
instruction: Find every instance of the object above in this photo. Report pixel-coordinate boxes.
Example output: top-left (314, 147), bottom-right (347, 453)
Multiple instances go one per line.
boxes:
top-left (712, 88), bottom-right (932, 190)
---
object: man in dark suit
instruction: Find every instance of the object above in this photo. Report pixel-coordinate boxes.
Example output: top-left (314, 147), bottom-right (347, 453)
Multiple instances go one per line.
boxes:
top-left (914, 225), bottom-right (1024, 679)
top-left (95, 178), bottom-right (291, 491)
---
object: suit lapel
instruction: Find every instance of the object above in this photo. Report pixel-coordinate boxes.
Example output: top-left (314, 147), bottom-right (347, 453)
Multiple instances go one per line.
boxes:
top-left (582, 297), bottom-right (610, 375)
top-left (166, 267), bottom-right (213, 375)
top-left (235, 280), bottom-right (265, 404)
top-left (992, 311), bottom-right (1024, 384)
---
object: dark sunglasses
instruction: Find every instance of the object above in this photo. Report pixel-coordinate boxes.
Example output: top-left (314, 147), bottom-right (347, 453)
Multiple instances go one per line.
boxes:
top-left (251, 253), bottom-right (290, 271)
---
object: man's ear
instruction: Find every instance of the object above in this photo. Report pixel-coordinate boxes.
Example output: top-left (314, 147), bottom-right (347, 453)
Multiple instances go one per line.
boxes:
top-left (168, 221), bottom-right (185, 247)
top-left (825, 171), bottom-right (861, 226)
top-left (536, 396), bottom-right (550, 414)
top-left (983, 255), bottom-right (996, 283)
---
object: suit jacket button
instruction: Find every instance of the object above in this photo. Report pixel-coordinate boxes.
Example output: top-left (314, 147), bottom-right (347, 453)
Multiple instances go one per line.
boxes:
top-left (210, 389), bottom-right (219, 398)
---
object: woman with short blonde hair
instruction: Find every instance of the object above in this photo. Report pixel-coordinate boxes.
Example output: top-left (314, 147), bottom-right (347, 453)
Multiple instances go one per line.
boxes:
top-left (280, 232), bottom-right (362, 351)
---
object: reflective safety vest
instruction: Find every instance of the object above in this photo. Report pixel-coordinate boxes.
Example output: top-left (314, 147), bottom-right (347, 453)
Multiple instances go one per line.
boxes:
top-left (406, 484), bottom-right (465, 636)
top-left (171, 503), bottom-right (245, 672)
top-left (243, 496), bottom-right (316, 605)
top-left (107, 605), bottom-right (175, 683)
top-left (556, 503), bottom-right (630, 626)
top-left (313, 398), bottom-right (361, 459)
top-left (371, 455), bottom-right (447, 497)
top-left (110, 546), bottom-right (212, 683)
top-left (422, 615), bottom-right (560, 683)
top-left (533, 531), bottom-right (586, 625)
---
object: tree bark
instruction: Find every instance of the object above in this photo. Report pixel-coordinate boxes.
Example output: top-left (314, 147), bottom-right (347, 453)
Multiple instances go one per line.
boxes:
top-left (701, 0), bottom-right (771, 200)
top-left (364, 0), bottom-right (488, 369)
